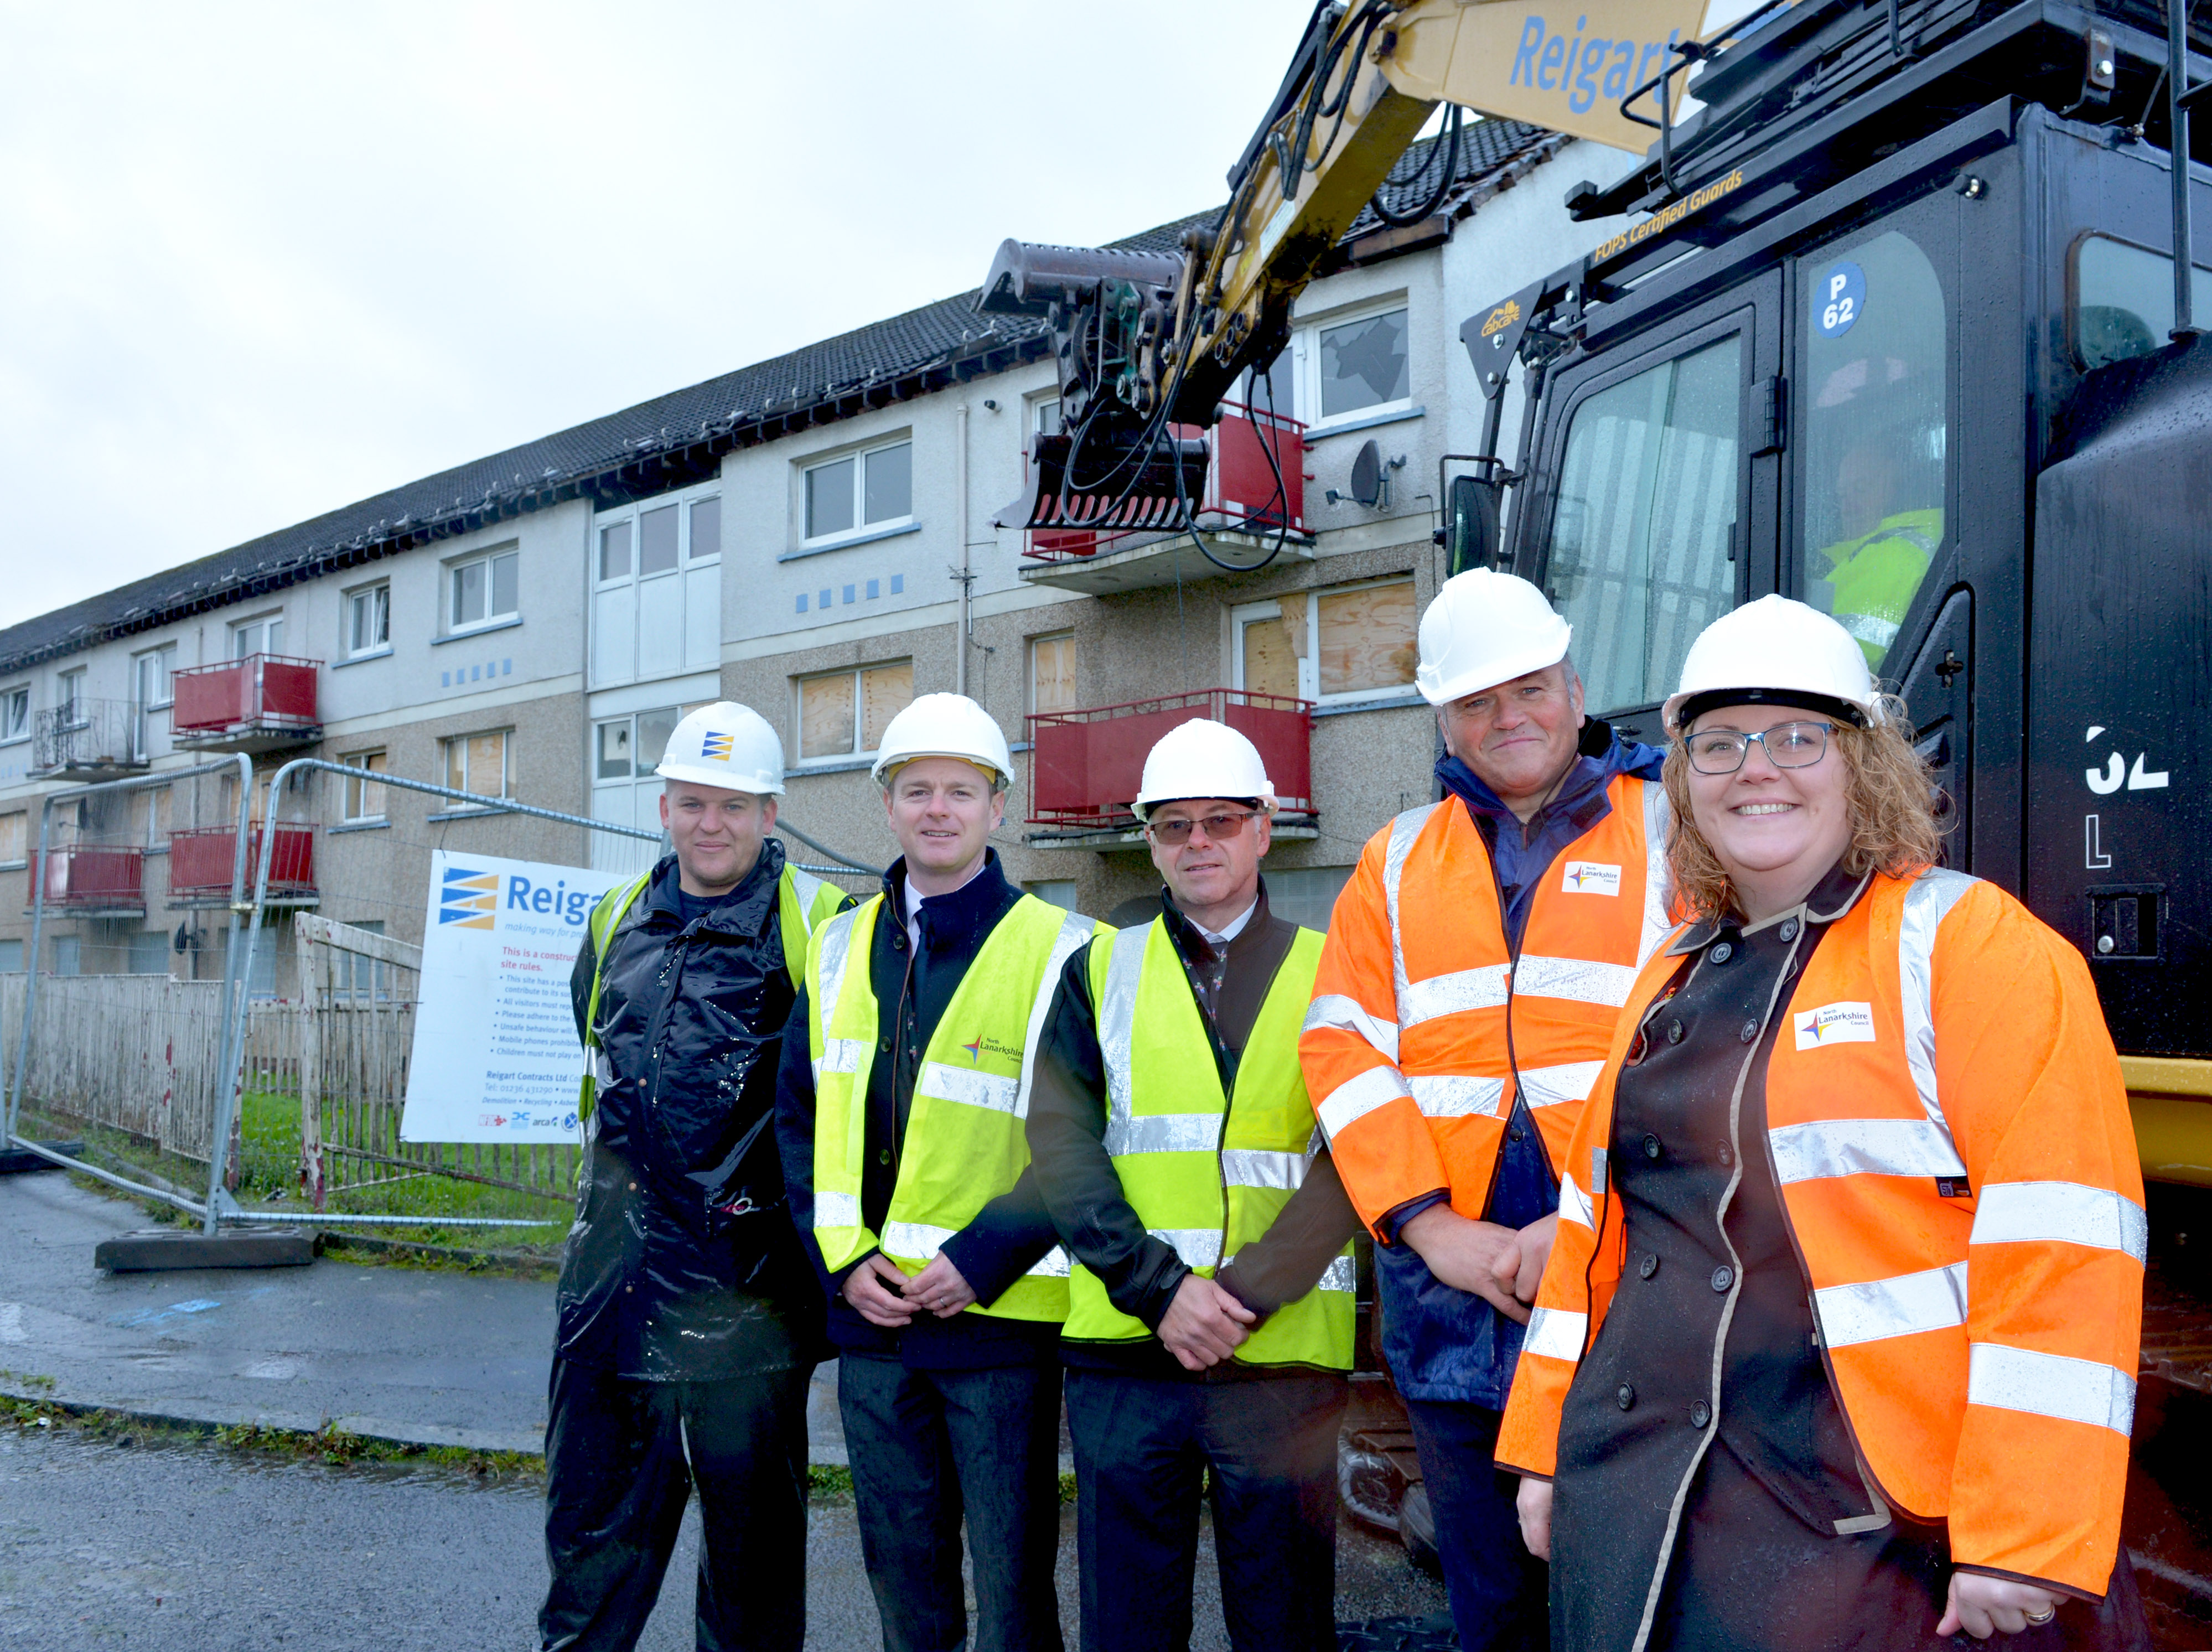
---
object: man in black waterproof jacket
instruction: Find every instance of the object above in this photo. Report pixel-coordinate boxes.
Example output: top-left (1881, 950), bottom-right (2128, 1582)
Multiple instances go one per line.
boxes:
top-left (541, 702), bottom-right (851, 1652)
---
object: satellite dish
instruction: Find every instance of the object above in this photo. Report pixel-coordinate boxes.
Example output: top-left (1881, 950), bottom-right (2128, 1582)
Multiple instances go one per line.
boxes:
top-left (1349, 440), bottom-right (1385, 507)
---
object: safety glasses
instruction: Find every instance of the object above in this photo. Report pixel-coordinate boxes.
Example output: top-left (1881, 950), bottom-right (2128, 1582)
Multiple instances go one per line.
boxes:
top-left (1146, 809), bottom-right (1260, 846)
top-left (1683, 721), bottom-right (1835, 775)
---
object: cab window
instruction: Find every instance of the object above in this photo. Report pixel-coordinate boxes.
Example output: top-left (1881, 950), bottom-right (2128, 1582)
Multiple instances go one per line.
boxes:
top-left (2072, 233), bottom-right (2212, 369)
top-left (1546, 334), bottom-right (1742, 713)
top-left (1797, 230), bottom-right (1947, 673)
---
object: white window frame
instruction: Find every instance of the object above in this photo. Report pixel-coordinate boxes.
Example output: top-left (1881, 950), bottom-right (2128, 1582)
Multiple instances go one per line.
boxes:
top-left (1, 685), bottom-right (30, 744)
top-left (1293, 296), bottom-right (1414, 433)
top-left (446, 547), bottom-right (521, 637)
top-left (231, 612), bottom-right (286, 658)
top-left (341, 750), bottom-right (388, 822)
top-left (442, 728), bottom-right (511, 807)
top-left (800, 438), bottom-right (915, 549)
top-left (345, 581), bottom-right (392, 659)
top-left (792, 660), bottom-right (913, 767)
top-left (57, 667), bottom-right (87, 728)
top-left (1231, 576), bottom-right (1420, 708)
top-left (1029, 396), bottom-right (1063, 439)
top-left (131, 644), bottom-right (175, 762)
top-left (593, 492), bottom-right (722, 592)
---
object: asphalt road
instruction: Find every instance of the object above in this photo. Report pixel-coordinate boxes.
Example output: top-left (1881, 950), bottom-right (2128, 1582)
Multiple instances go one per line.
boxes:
top-left (0, 1424), bottom-right (1446, 1650)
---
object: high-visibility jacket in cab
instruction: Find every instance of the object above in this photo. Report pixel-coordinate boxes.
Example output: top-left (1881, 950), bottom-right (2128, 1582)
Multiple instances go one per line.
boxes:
top-left (1299, 775), bottom-right (1673, 1234)
top-left (805, 891), bottom-right (1100, 1323)
top-left (1498, 868), bottom-right (2144, 1598)
top-left (1064, 918), bottom-right (1354, 1369)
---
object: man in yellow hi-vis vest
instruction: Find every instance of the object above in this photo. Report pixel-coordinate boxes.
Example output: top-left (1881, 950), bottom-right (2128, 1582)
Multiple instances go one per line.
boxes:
top-left (1024, 719), bottom-right (1361, 1652)
top-left (545, 702), bottom-right (852, 1652)
top-left (775, 692), bottom-right (1098, 1652)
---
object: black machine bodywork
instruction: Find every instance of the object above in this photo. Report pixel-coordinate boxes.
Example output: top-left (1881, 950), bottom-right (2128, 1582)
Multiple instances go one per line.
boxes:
top-left (1470, 0), bottom-right (2212, 1060)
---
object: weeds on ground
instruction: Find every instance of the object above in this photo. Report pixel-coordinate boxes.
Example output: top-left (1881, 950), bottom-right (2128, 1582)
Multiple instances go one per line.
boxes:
top-left (0, 1371), bottom-right (58, 1393)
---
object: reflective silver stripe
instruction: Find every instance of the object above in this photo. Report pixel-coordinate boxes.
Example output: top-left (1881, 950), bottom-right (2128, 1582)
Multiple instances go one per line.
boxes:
top-left (593, 1048), bottom-right (616, 1086)
top-left (1221, 1148), bottom-right (1307, 1190)
top-left (1638, 780), bottom-right (1676, 965)
top-left (1513, 954), bottom-right (1638, 1008)
top-left (1970, 1181), bottom-right (2149, 1261)
top-left (787, 865), bottom-right (827, 916)
top-left (1028, 1246), bottom-right (1073, 1278)
top-left (1315, 1064), bottom-right (1413, 1141)
top-left (1769, 1117), bottom-right (1966, 1183)
top-left (1409, 1074), bottom-right (1506, 1118)
top-left (1522, 1306), bottom-right (1587, 1362)
top-left (1097, 923), bottom-right (1152, 1136)
top-left (1382, 804), bottom-right (1441, 1008)
top-left (1898, 868), bottom-right (1977, 1156)
top-left (1318, 1254), bottom-right (1356, 1293)
top-left (1557, 1171), bottom-right (1594, 1229)
top-left (1518, 1059), bottom-right (1604, 1110)
top-left (1013, 910), bottom-right (1097, 1120)
top-left (1967, 1343), bottom-right (2136, 1437)
top-left (916, 1061), bottom-right (1020, 1115)
top-left (1814, 1261), bottom-right (1969, 1348)
top-left (811, 1037), bottom-right (866, 1085)
top-left (1105, 1112), bottom-right (1221, 1156)
top-left (814, 904), bottom-right (861, 1015)
top-left (1153, 1228), bottom-right (1224, 1268)
top-left (1303, 992), bottom-right (1401, 1063)
top-left (814, 1190), bottom-right (861, 1229)
top-left (882, 1220), bottom-right (955, 1258)
top-left (1838, 612), bottom-right (1902, 648)
top-left (1401, 964), bottom-right (1512, 1026)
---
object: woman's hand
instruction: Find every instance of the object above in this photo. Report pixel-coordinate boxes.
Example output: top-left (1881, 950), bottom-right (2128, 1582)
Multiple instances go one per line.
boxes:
top-left (1938, 1573), bottom-right (2063, 1638)
top-left (1516, 1477), bottom-right (1554, 1561)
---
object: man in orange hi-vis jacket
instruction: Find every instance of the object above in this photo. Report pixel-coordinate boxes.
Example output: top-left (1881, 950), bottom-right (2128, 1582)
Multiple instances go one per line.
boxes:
top-left (1499, 596), bottom-right (2148, 1649)
top-left (1299, 569), bottom-right (1672, 1652)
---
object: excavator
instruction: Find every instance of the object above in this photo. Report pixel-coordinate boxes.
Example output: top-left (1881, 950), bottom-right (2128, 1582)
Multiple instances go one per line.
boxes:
top-left (981, 0), bottom-right (2212, 1637)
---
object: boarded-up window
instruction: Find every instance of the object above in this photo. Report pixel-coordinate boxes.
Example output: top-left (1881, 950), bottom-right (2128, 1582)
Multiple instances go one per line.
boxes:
top-left (0, 810), bottom-right (23, 864)
top-left (1030, 633), bottom-right (1077, 715)
top-left (1318, 582), bottom-right (1418, 697)
top-left (861, 662), bottom-right (913, 749)
top-left (798, 661), bottom-right (914, 761)
top-left (445, 731), bottom-right (508, 799)
top-left (344, 752), bottom-right (387, 820)
top-left (1240, 608), bottom-right (1301, 700)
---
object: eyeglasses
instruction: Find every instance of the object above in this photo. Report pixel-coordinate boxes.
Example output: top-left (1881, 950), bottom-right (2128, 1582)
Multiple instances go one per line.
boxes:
top-left (1683, 721), bottom-right (1835, 775)
top-left (1146, 809), bottom-right (1260, 846)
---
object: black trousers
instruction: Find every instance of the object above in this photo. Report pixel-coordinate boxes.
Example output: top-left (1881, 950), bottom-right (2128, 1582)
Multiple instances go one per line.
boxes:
top-left (1063, 1366), bottom-right (1346, 1652)
top-left (837, 1354), bottom-right (1066, 1652)
top-left (1404, 1398), bottom-right (1548, 1652)
top-left (539, 1356), bottom-right (814, 1652)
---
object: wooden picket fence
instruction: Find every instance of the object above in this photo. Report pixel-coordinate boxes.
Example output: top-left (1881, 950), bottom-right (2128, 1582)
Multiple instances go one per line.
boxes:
top-left (1, 971), bottom-right (231, 1162)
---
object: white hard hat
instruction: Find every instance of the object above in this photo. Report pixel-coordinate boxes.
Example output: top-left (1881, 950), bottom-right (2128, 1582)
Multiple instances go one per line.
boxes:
top-left (869, 692), bottom-right (1016, 790)
top-left (1416, 569), bottom-right (1573, 706)
top-left (1131, 718), bottom-right (1277, 821)
top-left (1662, 595), bottom-right (1883, 734)
top-left (655, 701), bottom-right (785, 794)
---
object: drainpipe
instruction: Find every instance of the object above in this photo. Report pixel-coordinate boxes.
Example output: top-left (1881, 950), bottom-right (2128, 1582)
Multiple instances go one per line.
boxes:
top-left (955, 402), bottom-right (971, 698)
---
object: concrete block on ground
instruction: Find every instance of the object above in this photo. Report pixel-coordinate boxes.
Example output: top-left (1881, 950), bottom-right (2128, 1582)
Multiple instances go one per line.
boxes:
top-left (94, 1227), bottom-right (317, 1271)
top-left (0, 1141), bottom-right (86, 1175)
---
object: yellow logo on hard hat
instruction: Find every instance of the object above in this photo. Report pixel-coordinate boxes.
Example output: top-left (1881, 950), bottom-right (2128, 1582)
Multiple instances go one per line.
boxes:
top-left (1480, 298), bottom-right (1521, 338)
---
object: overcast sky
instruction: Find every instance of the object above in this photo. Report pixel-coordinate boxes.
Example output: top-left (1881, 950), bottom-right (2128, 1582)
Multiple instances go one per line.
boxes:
top-left (0, 1), bottom-right (1315, 630)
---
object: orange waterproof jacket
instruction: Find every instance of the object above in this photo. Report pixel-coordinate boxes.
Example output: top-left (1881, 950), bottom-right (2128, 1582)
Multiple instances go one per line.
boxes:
top-left (1301, 775), bottom-right (1672, 1235)
top-left (1496, 868), bottom-right (2144, 1597)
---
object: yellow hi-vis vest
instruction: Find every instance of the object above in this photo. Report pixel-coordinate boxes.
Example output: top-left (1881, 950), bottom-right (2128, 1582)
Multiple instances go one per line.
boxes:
top-left (806, 890), bottom-right (1101, 1323)
top-left (1064, 918), bottom-right (1355, 1369)
top-left (577, 857), bottom-right (848, 1122)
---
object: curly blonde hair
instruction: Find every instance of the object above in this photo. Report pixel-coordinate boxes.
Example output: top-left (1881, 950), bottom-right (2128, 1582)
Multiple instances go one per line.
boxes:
top-left (1662, 693), bottom-right (1945, 921)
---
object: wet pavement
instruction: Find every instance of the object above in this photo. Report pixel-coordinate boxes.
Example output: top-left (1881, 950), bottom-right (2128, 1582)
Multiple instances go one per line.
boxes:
top-left (0, 1423), bottom-right (1443, 1649)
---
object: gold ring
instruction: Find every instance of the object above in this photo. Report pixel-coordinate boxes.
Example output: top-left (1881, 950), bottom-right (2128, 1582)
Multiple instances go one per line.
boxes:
top-left (2025, 1607), bottom-right (2056, 1627)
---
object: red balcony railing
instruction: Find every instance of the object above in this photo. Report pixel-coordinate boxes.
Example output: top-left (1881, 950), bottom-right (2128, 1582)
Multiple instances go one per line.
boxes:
top-left (35, 846), bottom-right (145, 913)
top-left (168, 824), bottom-right (317, 900)
top-left (1027, 688), bottom-right (1314, 829)
top-left (170, 654), bottom-right (321, 744)
top-left (1022, 404), bottom-right (1306, 563)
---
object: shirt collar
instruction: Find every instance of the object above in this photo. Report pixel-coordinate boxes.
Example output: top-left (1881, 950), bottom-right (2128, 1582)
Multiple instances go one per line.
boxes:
top-left (884, 847), bottom-right (1012, 950)
top-left (1162, 877), bottom-right (1270, 960)
top-left (1667, 857), bottom-right (1873, 954)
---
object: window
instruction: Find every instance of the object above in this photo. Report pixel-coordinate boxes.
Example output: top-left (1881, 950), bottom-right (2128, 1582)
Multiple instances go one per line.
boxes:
top-left (1548, 335), bottom-right (1742, 712)
top-left (2073, 234), bottom-right (2212, 370)
top-left (1033, 398), bottom-right (1063, 438)
top-left (58, 667), bottom-right (87, 727)
top-left (342, 750), bottom-right (388, 821)
top-left (1314, 305), bottom-right (1410, 422)
top-left (449, 548), bottom-right (520, 633)
top-left (1025, 879), bottom-right (1079, 912)
top-left (1797, 231), bottom-right (1947, 671)
top-left (591, 491), bottom-right (721, 687)
top-left (590, 705), bottom-right (689, 876)
top-left (1234, 579), bottom-right (1418, 705)
top-left (127, 931), bottom-right (169, 976)
top-left (0, 940), bottom-right (21, 973)
top-left (0, 810), bottom-right (23, 867)
top-left (804, 441), bottom-right (913, 542)
top-left (346, 583), bottom-right (391, 656)
top-left (0, 686), bottom-right (26, 742)
top-left (1029, 631), bottom-right (1077, 714)
top-left (1265, 866), bottom-right (1355, 931)
top-left (232, 614), bottom-right (284, 657)
top-left (443, 729), bottom-right (509, 802)
top-left (132, 645), bottom-right (174, 761)
top-left (1240, 349), bottom-right (1295, 418)
top-left (797, 661), bottom-right (913, 762)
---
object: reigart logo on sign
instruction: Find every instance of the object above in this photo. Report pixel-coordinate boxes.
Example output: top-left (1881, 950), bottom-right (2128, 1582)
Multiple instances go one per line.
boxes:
top-left (701, 731), bottom-right (734, 760)
top-left (1794, 1002), bottom-right (1877, 1049)
top-left (439, 867), bottom-right (499, 929)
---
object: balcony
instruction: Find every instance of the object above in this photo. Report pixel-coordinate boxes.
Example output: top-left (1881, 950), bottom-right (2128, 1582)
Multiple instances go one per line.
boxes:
top-left (32, 846), bottom-right (146, 917)
top-left (1016, 405), bottom-right (1314, 596)
top-left (1025, 688), bottom-right (1316, 850)
top-left (168, 822), bottom-right (318, 908)
top-left (32, 700), bottom-right (149, 779)
top-left (170, 654), bottom-right (322, 753)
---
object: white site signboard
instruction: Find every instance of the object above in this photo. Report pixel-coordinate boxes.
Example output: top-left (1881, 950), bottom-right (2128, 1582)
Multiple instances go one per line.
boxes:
top-left (401, 850), bottom-right (628, 1143)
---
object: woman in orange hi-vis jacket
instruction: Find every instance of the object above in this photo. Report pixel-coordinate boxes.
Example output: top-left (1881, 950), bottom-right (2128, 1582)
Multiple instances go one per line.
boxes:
top-left (1496, 596), bottom-right (2149, 1651)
